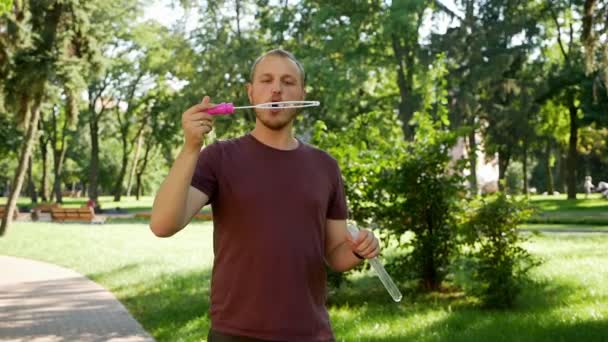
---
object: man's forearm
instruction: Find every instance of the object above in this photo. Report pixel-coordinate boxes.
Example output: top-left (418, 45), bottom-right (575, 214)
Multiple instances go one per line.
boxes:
top-left (326, 241), bottom-right (363, 272)
top-left (150, 145), bottom-right (200, 236)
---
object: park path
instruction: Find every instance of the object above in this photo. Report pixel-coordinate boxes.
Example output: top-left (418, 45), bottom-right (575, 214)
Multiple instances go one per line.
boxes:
top-left (0, 255), bottom-right (155, 342)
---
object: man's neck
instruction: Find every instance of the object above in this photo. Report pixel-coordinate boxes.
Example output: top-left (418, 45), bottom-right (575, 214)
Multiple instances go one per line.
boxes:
top-left (251, 123), bottom-right (298, 150)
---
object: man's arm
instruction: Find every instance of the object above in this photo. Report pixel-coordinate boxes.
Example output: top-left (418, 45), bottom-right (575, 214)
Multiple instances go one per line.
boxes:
top-left (325, 219), bottom-right (380, 272)
top-left (149, 147), bottom-right (209, 237)
top-left (150, 96), bottom-right (214, 237)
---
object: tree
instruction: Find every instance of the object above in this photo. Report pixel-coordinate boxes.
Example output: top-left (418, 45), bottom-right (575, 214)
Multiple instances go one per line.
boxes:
top-left (539, 0), bottom-right (607, 199)
top-left (1, 0), bottom-right (102, 234)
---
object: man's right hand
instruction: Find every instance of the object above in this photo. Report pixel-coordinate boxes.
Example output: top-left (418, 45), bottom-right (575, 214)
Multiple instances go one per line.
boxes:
top-left (182, 95), bottom-right (215, 150)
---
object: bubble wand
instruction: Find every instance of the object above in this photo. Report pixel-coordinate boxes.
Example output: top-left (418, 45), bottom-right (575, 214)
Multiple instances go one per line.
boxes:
top-left (206, 101), bottom-right (320, 115)
top-left (347, 222), bottom-right (403, 302)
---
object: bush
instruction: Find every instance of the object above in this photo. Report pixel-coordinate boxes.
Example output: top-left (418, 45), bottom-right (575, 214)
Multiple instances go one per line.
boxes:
top-left (312, 110), bottom-right (406, 291)
top-left (377, 115), bottom-right (466, 291)
top-left (505, 161), bottom-right (523, 195)
top-left (454, 193), bottom-right (541, 308)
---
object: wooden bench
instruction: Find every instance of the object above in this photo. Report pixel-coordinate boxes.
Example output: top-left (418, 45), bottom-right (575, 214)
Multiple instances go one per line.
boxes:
top-left (51, 206), bottom-right (95, 223)
top-left (34, 203), bottom-right (60, 213)
top-left (0, 206), bottom-right (20, 220)
top-left (31, 203), bottom-right (60, 221)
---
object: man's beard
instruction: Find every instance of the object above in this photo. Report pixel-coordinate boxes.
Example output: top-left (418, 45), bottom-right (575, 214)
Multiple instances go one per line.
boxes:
top-left (255, 109), bottom-right (298, 131)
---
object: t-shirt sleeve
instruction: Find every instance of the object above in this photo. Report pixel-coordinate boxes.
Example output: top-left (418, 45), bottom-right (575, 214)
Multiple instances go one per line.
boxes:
top-left (190, 142), bottom-right (220, 202)
top-left (327, 162), bottom-right (348, 220)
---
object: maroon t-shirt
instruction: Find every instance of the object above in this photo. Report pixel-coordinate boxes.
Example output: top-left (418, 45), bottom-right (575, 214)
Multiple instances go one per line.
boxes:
top-left (190, 133), bottom-right (347, 341)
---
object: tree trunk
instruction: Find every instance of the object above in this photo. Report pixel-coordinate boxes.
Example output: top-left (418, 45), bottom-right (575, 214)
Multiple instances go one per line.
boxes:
top-left (113, 135), bottom-right (129, 202)
top-left (468, 129), bottom-right (478, 194)
top-left (522, 142), bottom-right (528, 195)
top-left (557, 151), bottom-right (566, 194)
top-left (391, 34), bottom-right (414, 139)
top-left (498, 150), bottom-right (511, 192)
top-left (27, 155), bottom-right (38, 204)
top-left (52, 152), bottom-right (64, 203)
top-left (39, 132), bottom-right (49, 202)
top-left (135, 142), bottom-right (152, 201)
top-left (566, 94), bottom-right (578, 200)
top-left (126, 130), bottom-right (144, 197)
top-left (1, 95), bottom-right (43, 236)
top-left (51, 111), bottom-right (68, 204)
top-left (88, 118), bottom-right (100, 202)
top-left (545, 140), bottom-right (554, 195)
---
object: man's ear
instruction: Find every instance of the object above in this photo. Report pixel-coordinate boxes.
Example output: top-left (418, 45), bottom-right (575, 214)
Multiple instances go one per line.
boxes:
top-left (247, 83), bottom-right (252, 103)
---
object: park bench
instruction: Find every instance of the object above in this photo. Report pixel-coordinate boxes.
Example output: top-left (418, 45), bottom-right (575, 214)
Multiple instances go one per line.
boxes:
top-left (34, 203), bottom-right (60, 213)
top-left (31, 203), bottom-right (60, 221)
top-left (51, 206), bottom-right (95, 223)
top-left (0, 206), bottom-right (20, 220)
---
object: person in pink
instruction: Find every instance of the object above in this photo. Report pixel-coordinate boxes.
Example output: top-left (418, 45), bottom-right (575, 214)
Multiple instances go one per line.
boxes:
top-left (150, 49), bottom-right (380, 342)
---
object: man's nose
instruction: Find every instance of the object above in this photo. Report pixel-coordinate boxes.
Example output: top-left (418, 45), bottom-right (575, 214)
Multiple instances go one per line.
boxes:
top-left (271, 80), bottom-right (282, 93)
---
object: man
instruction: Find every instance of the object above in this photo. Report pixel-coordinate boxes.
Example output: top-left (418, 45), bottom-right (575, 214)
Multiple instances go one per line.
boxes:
top-left (584, 176), bottom-right (594, 198)
top-left (150, 49), bottom-right (380, 342)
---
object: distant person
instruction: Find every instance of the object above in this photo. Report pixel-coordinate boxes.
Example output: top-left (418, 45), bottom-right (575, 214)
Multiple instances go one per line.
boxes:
top-left (150, 49), bottom-right (380, 342)
top-left (584, 176), bottom-right (594, 198)
top-left (597, 181), bottom-right (608, 199)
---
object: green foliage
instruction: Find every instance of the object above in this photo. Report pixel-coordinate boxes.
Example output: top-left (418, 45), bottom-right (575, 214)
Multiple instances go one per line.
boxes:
top-left (505, 161), bottom-right (524, 194)
top-left (378, 111), bottom-right (466, 291)
top-left (311, 110), bottom-right (405, 221)
top-left (454, 193), bottom-right (541, 308)
top-left (0, 0), bottom-right (12, 15)
top-left (312, 110), bottom-right (405, 289)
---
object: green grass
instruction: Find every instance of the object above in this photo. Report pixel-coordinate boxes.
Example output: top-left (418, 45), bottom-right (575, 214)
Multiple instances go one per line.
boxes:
top-left (520, 224), bottom-right (608, 233)
top-left (1, 222), bottom-right (607, 341)
top-left (527, 194), bottom-right (608, 225)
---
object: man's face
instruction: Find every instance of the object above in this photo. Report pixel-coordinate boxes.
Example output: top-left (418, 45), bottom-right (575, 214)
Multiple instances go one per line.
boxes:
top-left (247, 55), bottom-right (305, 131)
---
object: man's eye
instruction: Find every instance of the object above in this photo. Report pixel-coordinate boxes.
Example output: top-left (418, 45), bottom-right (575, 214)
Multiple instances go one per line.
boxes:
top-left (261, 79), bottom-right (271, 83)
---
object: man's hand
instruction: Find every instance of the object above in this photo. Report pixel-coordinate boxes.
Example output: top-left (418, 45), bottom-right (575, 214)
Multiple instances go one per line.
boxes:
top-left (182, 96), bottom-right (215, 150)
top-left (347, 228), bottom-right (380, 259)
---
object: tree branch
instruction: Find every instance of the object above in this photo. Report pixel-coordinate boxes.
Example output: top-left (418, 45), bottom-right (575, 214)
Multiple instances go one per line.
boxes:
top-left (548, 3), bottom-right (569, 62)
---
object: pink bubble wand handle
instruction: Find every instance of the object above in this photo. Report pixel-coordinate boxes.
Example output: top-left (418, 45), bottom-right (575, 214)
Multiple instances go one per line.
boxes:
top-left (206, 103), bottom-right (235, 115)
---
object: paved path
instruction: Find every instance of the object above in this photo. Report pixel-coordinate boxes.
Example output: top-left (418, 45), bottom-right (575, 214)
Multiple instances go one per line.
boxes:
top-left (0, 255), bottom-right (155, 342)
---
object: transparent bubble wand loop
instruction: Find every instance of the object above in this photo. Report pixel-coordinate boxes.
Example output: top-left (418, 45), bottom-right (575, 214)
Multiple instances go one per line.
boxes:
top-left (206, 101), bottom-right (320, 115)
top-left (347, 222), bottom-right (403, 303)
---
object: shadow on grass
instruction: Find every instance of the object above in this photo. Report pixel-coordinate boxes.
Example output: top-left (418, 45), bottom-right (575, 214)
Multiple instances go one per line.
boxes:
top-left (89, 265), bottom-right (213, 341)
top-left (327, 273), bottom-right (607, 341)
top-left (530, 198), bottom-right (608, 212)
top-left (357, 316), bottom-right (608, 342)
top-left (81, 261), bottom-right (606, 341)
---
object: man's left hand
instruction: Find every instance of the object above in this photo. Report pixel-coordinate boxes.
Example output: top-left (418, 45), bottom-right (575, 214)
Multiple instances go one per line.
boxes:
top-left (347, 228), bottom-right (380, 259)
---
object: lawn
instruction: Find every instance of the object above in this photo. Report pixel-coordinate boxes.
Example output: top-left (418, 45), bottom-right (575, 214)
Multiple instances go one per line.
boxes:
top-left (1, 222), bottom-right (607, 341)
top-left (527, 194), bottom-right (608, 225)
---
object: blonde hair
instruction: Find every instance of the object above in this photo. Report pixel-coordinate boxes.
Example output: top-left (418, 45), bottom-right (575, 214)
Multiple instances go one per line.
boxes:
top-left (249, 49), bottom-right (306, 86)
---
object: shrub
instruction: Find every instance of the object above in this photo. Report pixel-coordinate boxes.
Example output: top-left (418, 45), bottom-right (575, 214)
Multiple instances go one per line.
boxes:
top-left (454, 193), bottom-right (541, 308)
top-left (377, 113), bottom-right (467, 290)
